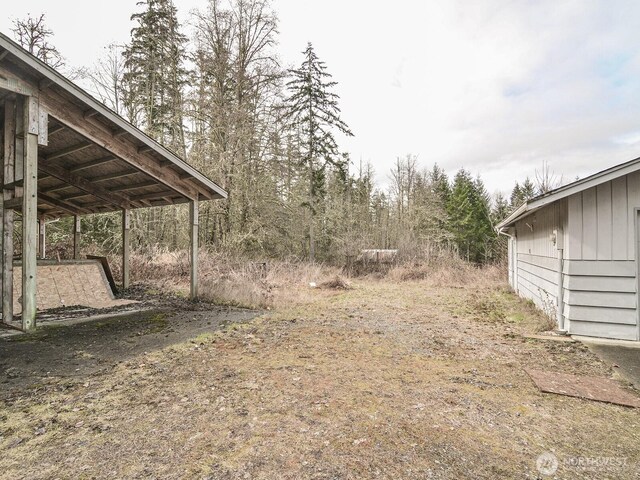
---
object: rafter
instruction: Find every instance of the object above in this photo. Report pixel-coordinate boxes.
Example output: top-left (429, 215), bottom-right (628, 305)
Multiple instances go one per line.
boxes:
top-left (47, 124), bottom-right (65, 136)
top-left (69, 155), bottom-right (116, 173)
top-left (89, 169), bottom-right (139, 183)
top-left (109, 180), bottom-right (157, 192)
top-left (38, 161), bottom-right (136, 210)
top-left (44, 141), bottom-right (92, 161)
top-left (38, 193), bottom-right (92, 216)
top-left (40, 94), bottom-right (198, 200)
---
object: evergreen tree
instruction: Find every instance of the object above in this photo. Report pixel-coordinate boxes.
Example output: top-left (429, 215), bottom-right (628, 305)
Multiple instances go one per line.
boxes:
top-left (510, 182), bottom-right (522, 207)
top-left (521, 177), bottom-right (537, 200)
top-left (122, 0), bottom-right (188, 155)
top-left (510, 177), bottom-right (537, 208)
top-left (447, 169), bottom-right (495, 263)
top-left (284, 43), bottom-right (353, 261)
top-left (492, 192), bottom-right (510, 223)
top-left (430, 163), bottom-right (451, 205)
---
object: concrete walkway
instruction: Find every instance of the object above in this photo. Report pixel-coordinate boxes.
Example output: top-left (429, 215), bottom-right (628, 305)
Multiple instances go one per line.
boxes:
top-left (575, 336), bottom-right (640, 389)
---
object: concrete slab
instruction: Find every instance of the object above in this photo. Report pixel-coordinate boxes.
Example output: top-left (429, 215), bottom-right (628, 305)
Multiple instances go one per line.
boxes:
top-left (572, 335), bottom-right (640, 349)
top-left (526, 369), bottom-right (640, 408)
top-left (583, 343), bottom-right (640, 390)
top-left (523, 333), bottom-right (576, 343)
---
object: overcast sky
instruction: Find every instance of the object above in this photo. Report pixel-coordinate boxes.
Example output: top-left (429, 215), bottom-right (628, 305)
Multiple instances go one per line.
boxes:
top-left (3, 0), bottom-right (640, 195)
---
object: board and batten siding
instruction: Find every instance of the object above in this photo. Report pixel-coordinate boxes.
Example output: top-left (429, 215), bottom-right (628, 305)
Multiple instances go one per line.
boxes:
top-left (512, 201), bottom-right (565, 318)
top-left (561, 173), bottom-right (640, 340)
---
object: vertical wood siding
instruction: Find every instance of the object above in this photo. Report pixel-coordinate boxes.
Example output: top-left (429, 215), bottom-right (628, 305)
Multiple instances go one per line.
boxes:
top-left (513, 203), bottom-right (564, 315)
top-left (520, 176), bottom-right (640, 341)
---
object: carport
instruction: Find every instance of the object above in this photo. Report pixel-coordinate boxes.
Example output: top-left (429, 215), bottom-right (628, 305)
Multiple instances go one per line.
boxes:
top-left (0, 32), bottom-right (226, 331)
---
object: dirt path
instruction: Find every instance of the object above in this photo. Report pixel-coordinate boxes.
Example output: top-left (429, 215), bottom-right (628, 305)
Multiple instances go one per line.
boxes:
top-left (1, 278), bottom-right (639, 479)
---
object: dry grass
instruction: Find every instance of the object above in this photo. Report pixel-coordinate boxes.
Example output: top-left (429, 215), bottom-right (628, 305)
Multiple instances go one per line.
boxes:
top-left (1, 275), bottom-right (638, 479)
top-left (124, 248), bottom-right (506, 309)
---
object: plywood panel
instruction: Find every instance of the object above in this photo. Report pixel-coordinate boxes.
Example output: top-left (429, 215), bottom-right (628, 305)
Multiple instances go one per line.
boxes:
top-left (582, 187), bottom-right (597, 260)
top-left (611, 176), bottom-right (628, 260)
top-left (596, 182), bottom-right (612, 260)
top-left (567, 193), bottom-right (583, 260)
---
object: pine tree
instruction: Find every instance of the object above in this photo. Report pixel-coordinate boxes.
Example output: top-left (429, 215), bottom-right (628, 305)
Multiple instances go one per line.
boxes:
top-left (122, 0), bottom-right (188, 155)
top-left (447, 169), bottom-right (495, 263)
top-left (492, 193), bottom-right (510, 223)
top-left (284, 43), bottom-right (353, 261)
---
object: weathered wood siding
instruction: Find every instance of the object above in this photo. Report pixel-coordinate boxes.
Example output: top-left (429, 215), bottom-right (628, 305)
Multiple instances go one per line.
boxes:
top-left (513, 202), bottom-right (565, 316)
top-left (515, 175), bottom-right (640, 341)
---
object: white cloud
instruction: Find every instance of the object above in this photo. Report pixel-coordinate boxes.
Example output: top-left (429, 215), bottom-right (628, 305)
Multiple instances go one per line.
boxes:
top-left (3, 0), bottom-right (640, 196)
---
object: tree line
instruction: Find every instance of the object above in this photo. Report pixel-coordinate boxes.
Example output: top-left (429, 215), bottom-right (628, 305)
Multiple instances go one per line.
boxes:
top-left (10, 2), bottom-right (556, 264)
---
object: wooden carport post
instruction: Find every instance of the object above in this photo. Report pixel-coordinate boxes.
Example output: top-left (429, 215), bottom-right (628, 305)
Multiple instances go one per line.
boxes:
top-left (21, 96), bottom-right (38, 331)
top-left (73, 215), bottom-right (81, 259)
top-left (190, 199), bottom-right (199, 300)
top-left (2, 96), bottom-right (15, 324)
top-left (122, 209), bottom-right (130, 289)
top-left (38, 218), bottom-right (46, 258)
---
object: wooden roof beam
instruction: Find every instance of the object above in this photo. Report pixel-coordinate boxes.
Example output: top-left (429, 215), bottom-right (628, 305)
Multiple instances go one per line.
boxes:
top-left (59, 191), bottom-right (93, 202)
top-left (109, 180), bottom-right (158, 193)
top-left (40, 94), bottom-right (199, 200)
top-left (129, 190), bottom-right (175, 201)
top-left (137, 145), bottom-right (153, 154)
top-left (88, 169), bottom-right (139, 183)
top-left (69, 155), bottom-right (116, 173)
top-left (47, 124), bottom-right (65, 137)
top-left (44, 141), bottom-right (92, 161)
top-left (38, 193), bottom-right (92, 216)
top-left (38, 161), bottom-right (137, 210)
top-left (41, 183), bottom-right (74, 194)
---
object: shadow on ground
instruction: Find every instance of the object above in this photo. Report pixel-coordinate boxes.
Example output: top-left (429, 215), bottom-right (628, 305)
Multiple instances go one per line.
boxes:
top-left (0, 304), bottom-right (258, 398)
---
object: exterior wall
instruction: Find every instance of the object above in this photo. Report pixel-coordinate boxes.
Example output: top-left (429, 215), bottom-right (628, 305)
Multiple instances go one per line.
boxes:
top-left (513, 201), bottom-right (565, 319)
top-left (512, 172), bottom-right (640, 341)
top-left (562, 173), bottom-right (640, 341)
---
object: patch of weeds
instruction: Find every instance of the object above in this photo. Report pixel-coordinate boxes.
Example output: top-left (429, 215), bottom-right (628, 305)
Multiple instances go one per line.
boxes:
top-left (467, 292), bottom-right (507, 323)
top-left (193, 333), bottom-right (216, 344)
top-left (144, 313), bottom-right (168, 334)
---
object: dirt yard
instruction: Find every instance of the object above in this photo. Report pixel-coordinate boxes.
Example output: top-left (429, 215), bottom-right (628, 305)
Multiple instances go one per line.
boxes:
top-left (1, 274), bottom-right (639, 479)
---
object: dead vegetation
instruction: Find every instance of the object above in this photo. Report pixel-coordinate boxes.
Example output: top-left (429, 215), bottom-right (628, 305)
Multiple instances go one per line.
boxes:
top-left (1, 268), bottom-right (638, 479)
top-left (122, 248), bottom-right (504, 309)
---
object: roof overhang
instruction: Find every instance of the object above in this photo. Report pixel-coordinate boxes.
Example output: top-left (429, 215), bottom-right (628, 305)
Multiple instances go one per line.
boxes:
top-left (0, 31), bottom-right (226, 218)
top-left (497, 153), bottom-right (640, 233)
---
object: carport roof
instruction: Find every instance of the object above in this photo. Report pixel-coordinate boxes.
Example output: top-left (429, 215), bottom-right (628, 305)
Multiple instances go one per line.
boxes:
top-left (0, 31), bottom-right (226, 218)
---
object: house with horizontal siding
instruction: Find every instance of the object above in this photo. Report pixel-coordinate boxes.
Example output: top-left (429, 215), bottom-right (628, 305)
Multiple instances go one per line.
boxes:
top-left (497, 158), bottom-right (640, 341)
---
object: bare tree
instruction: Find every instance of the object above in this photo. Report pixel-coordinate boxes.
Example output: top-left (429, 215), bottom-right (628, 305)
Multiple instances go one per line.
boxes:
top-left (535, 160), bottom-right (563, 194)
top-left (79, 43), bottom-right (127, 117)
top-left (11, 14), bottom-right (64, 68)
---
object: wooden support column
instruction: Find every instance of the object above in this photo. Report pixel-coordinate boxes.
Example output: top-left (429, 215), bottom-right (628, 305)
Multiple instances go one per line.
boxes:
top-left (38, 218), bottom-right (46, 258)
top-left (190, 199), bottom-right (199, 300)
top-left (122, 209), bottom-right (130, 289)
top-left (22, 96), bottom-right (39, 331)
top-left (2, 97), bottom-right (15, 324)
top-left (73, 215), bottom-right (81, 259)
